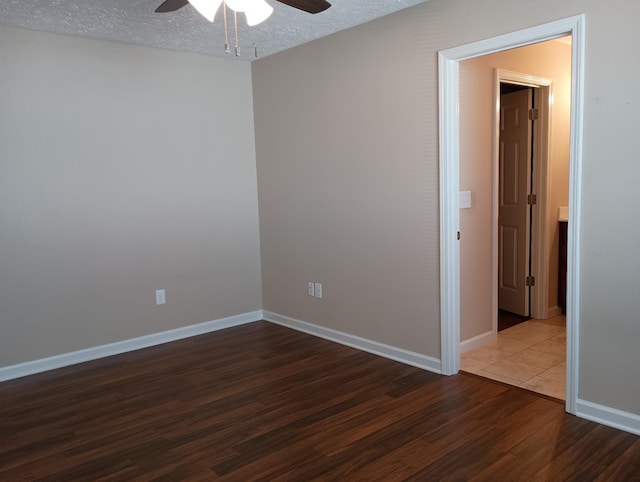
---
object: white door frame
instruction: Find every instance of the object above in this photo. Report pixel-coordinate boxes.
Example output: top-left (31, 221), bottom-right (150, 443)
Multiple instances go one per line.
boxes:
top-left (495, 70), bottom-right (553, 328)
top-left (438, 15), bottom-right (585, 415)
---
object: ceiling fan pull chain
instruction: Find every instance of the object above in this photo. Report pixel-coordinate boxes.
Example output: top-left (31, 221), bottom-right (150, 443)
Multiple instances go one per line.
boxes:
top-left (222, 1), bottom-right (230, 54)
top-left (234, 9), bottom-right (240, 56)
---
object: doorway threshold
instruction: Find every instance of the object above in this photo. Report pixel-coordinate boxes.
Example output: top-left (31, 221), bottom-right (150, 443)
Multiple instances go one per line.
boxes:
top-left (460, 316), bottom-right (566, 400)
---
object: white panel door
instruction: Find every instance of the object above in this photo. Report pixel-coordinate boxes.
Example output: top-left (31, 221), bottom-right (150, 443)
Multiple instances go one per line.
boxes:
top-left (498, 89), bottom-right (532, 316)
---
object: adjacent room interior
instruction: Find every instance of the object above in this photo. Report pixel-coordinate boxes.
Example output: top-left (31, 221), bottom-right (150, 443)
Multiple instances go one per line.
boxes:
top-left (458, 37), bottom-right (571, 400)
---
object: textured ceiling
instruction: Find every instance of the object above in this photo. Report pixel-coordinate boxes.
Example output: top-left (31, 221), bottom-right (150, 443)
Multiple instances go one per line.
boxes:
top-left (0, 0), bottom-right (428, 61)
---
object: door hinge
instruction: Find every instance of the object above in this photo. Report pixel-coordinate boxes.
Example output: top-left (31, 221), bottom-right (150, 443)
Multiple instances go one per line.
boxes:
top-left (457, 231), bottom-right (461, 240)
top-left (526, 276), bottom-right (536, 287)
top-left (527, 194), bottom-right (537, 205)
top-left (529, 108), bottom-right (539, 120)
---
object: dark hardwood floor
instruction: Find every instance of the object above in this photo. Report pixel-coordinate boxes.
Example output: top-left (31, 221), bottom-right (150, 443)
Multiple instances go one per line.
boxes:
top-left (1, 321), bottom-right (638, 481)
top-left (498, 309), bottom-right (530, 332)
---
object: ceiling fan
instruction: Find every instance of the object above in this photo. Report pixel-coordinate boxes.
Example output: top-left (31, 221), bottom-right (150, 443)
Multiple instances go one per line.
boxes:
top-left (155, 0), bottom-right (331, 16)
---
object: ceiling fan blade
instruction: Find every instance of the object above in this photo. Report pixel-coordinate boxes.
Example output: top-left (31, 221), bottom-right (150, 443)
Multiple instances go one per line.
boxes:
top-left (155, 0), bottom-right (190, 13)
top-left (276, 0), bottom-right (331, 14)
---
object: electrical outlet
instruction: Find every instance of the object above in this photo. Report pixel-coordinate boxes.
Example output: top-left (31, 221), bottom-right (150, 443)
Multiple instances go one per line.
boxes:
top-left (155, 289), bottom-right (166, 305)
top-left (314, 283), bottom-right (323, 299)
top-left (307, 282), bottom-right (315, 297)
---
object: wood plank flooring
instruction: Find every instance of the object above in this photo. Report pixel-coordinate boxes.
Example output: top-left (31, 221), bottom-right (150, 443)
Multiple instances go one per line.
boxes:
top-left (1, 321), bottom-right (638, 480)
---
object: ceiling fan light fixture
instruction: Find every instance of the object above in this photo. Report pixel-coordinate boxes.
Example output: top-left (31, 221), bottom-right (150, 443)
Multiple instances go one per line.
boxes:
top-left (188, 0), bottom-right (223, 21)
top-left (223, 0), bottom-right (245, 12)
top-left (244, 0), bottom-right (273, 26)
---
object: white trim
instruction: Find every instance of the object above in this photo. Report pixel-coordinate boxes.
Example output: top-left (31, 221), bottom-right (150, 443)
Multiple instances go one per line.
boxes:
top-left (438, 15), bottom-right (585, 416)
top-left (460, 331), bottom-right (495, 353)
top-left (0, 311), bottom-right (263, 382)
top-left (576, 399), bottom-right (640, 436)
top-left (565, 14), bottom-right (586, 416)
top-left (495, 69), bottom-right (553, 322)
top-left (263, 311), bottom-right (442, 374)
top-left (438, 50), bottom-right (461, 376)
top-left (495, 69), bottom-right (553, 89)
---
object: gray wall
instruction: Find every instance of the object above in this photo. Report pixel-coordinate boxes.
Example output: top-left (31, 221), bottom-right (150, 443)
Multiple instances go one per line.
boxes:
top-left (253, 0), bottom-right (640, 415)
top-left (253, 16), bottom-right (440, 356)
top-left (0, 27), bottom-right (262, 367)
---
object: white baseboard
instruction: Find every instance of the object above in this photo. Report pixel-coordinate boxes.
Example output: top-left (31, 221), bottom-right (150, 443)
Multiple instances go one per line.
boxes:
top-left (6, 309), bottom-right (639, 437)
top-left (576, 399), bottom-right (640, 436)
top-left (547, 306), bottom-right (562, 318)
top-left (0, 310), bottom-right (263, 382)
top-left (460, 330), bottom-right (495, 353)
top-left (262, 311), bottom-right (441, 374)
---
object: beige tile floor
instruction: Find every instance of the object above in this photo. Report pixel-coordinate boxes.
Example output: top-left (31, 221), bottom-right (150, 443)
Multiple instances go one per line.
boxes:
top-left (461, 315), bottom-right (566, 400)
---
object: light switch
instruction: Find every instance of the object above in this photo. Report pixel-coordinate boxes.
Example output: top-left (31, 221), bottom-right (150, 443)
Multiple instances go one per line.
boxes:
top-left (459, 191), bottom-right (472, 209)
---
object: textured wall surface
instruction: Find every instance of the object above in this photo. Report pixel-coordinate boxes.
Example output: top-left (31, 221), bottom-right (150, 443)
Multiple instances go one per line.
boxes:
top-left (253, 12), bottom-right (441, 356)
top-left (0, 27), bottom-right (262, 366)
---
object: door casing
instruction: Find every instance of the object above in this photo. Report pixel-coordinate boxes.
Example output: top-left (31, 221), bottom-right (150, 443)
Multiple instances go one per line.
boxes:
top-left (438, 15), bottom-right (585, 415)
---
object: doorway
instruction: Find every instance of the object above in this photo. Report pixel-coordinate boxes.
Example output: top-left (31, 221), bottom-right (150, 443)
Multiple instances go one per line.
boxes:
top-left (497, 76), bottom-right (552, 330)
top-left (498, 84), bottom-right (535, 323)
top-left (438, 15), bottom-right (585, 414)
top-left (461, 59), bottom-right (569, 400)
